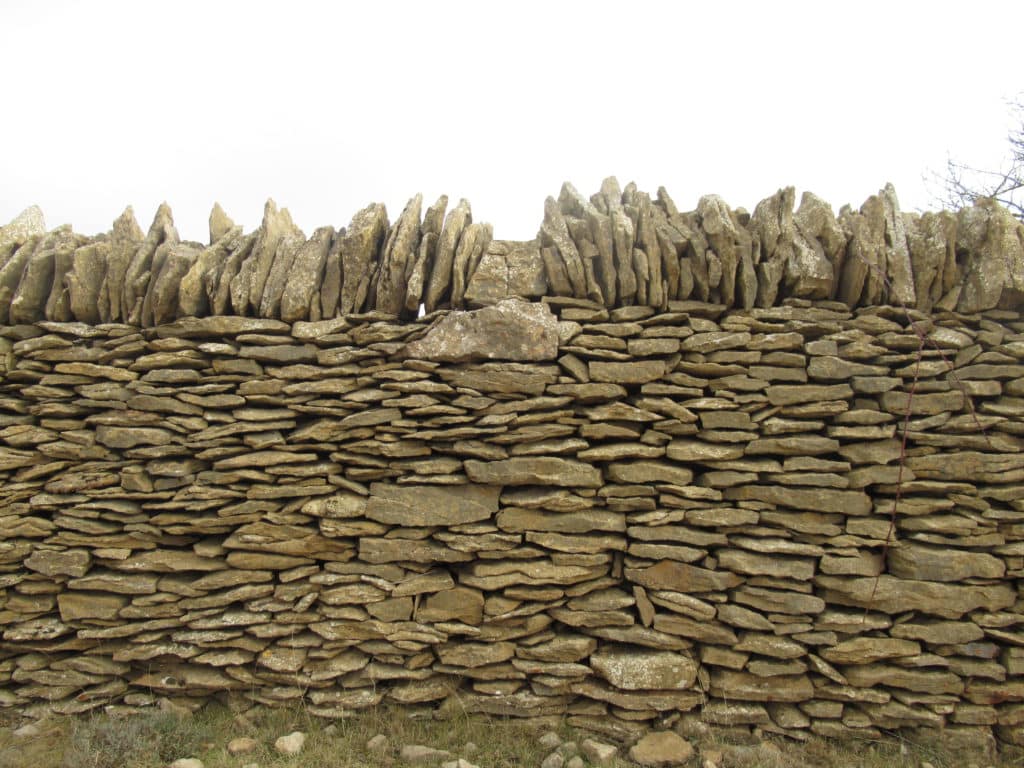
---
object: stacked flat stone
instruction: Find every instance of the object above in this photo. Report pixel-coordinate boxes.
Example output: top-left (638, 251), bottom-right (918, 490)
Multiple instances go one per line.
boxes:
top-left (1, 178), bottom-right (1023, 327)
top-left (0, 296), bottom-right (1022, 752)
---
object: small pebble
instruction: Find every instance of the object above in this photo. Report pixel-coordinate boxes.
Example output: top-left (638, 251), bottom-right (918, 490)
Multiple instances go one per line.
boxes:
top-left (541, 752), bottom-right (564, 768)
top-left (168, 760), bottom-right (203, 768)
top-left (566, 757), bottom-right (584, 768)
top-left (366, 734), bottom-right (389, 753)
top-left (463, 741), bottom-right (479, 756)
top-left (12, 723), bottom-right (40, 739)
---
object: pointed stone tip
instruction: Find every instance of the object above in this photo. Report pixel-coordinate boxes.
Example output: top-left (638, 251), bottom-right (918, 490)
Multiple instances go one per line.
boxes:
top-left (5, 204), bottom-right (46, 235)
top-left (209, 202), bottom-right (236, 244)
top-left (113, 205), bottom-right (142, 237)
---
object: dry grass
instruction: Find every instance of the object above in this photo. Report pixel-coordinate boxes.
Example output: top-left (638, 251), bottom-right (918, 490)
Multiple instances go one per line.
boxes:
top-left (0, 703), bottom-right (1020, 768)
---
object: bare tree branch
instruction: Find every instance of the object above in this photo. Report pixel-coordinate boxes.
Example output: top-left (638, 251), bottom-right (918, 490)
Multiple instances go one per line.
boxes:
top-left (930, 96), bottom-right (1024, 221)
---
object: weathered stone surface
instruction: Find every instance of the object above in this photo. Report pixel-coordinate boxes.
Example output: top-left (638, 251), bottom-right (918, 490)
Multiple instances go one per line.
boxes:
top-left (57, 591), bottom-right (127, 621)
top-left (338, 203), bottom-right (388, 315)
top-left (589, 359), bottom-right (667, 384)
top-left (280, 226), bottom-right (334, 322)
top-left (819, 638), bottom-right (920, 665)
top-left (589, 645), bottom-right (698, 691)
top-left (465, 458), bottom-right (602, 487)
top-left (605, 461), bottom-right (693, 486)
top-left (816, 575), bottom-right (1016, 619)
top-left (25, 549), bottom-right (90, 578)
top-left (708, 670), bottom-right (813, 702)
top-left (956, 198), bottom-right (1024, 312)
top-left (365, 483), bottom-right (500, 526)
top-left (146, 242), bottom-right (199, 325)
top-left (401, 299), bottom-right (559, 362)
top-left (625, 561), bottom-right (742, 593)
top-left (66, 241), bottom-right (109, 323)
top-left (121, 203), bottom-right (178, 323)
top-left (716, 549), bottom-right (815, 580)
top-left (417, 587), bottom-right (484, 624)
top-left (376, 194), bottom-right (422, 314)
top-left (0, 205), bottom-right (45, 258)
top-left (887, 542), bottom-right (1005, 582)
top-left (628, 732), bottom-right (694, 767)
top-left (423, 199), bottom-right (471, 312)
top-left (842, 664), bottom-right (964, 695)
top-left (724, 484), bottom-right (871, 515)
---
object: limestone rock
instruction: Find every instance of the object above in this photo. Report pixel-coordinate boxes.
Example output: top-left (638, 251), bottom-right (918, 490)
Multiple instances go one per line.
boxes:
top-left (880, 183), bottom-right (916, 306)
top-left (227, 737), bottom-right (258, 755)
top-left (886, 542), bottom-right (1005, 581)
top-left (121, 203), bottom-right (178, 324)
top-left (0, 205), bottom-right (45, 261)
top-left (589, 645), bottom-right (698, 690)
top-left (839, 193), bottom-right (886, 307)
top-left (708, 670), bottom-right (813, 702)
top-left (9, 227), bottom-right (80, 323)
top-left (258, 230), bottom-right (307, 319)
top-left (815, 575), bottom-right (1016, 619)
top-left (24, 549), bottom-right (90, 578)
top-left (956, 198), bottom-right (1024, 312)
top-left (364, 483), bottom-right (500, 526)
top-left (0, 237), bottom-right (41, 324)
top-left (400, 299), bottom-right (559, 362)
top-left (697, 195), bottom-right (753, 308)
top-left (268, 226), bottom-right (330, 322)
top-left (146, 243), bottom-right (200, 326)
top-left (274, 731), bottom-right (305, 755)
top-left (95, 206), bottom-right (145, 322)
top-left (625, 561), bottom-right (742, 593)
top-left (178, 225), bottom-right (243, 318)
top-left (208, 202), bottom-right (234, 244)
top-left (628, 732), bottom-right (694, 767)
top-left (905, 210), bottom-right (957, 311)
top-left (465, 457), bottom-right (602, 488)
top-left (401, 745), bottom-right (454, 764)
top-left (540, 196), bottom-right (587, 298)
top-left (210, 231), bottom-right (256, 315)
top-left (559, 181), bottom-right (616, 305)
top-left (464, 240), bottom-right (547, 306)
top-left (450, 222), bottom-right (493, 309)
top-left (792, 191), bottom-right (845, 299)
top-left (425, 199), bottom-right (471, 312)
top-left (376, 194), bottom-right (422, 315)
top-left (339, 203), bottom-right (388, 315)
top-left (576, 741), bottom-right (617, 768)
top-left (244, 199), bottom-right (303, 315)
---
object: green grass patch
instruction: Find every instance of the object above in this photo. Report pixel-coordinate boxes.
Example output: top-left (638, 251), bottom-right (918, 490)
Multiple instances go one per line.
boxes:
top-left (0, 703), bottom-right (1019, 768)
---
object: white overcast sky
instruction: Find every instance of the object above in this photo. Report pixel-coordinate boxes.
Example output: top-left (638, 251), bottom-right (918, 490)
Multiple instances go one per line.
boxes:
top-left (2, 1), bottom-right (1022, 243)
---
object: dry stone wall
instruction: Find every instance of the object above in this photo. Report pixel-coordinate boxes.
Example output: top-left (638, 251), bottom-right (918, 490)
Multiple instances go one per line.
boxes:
top-left (1, 287), bottom-right (1024, 748)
